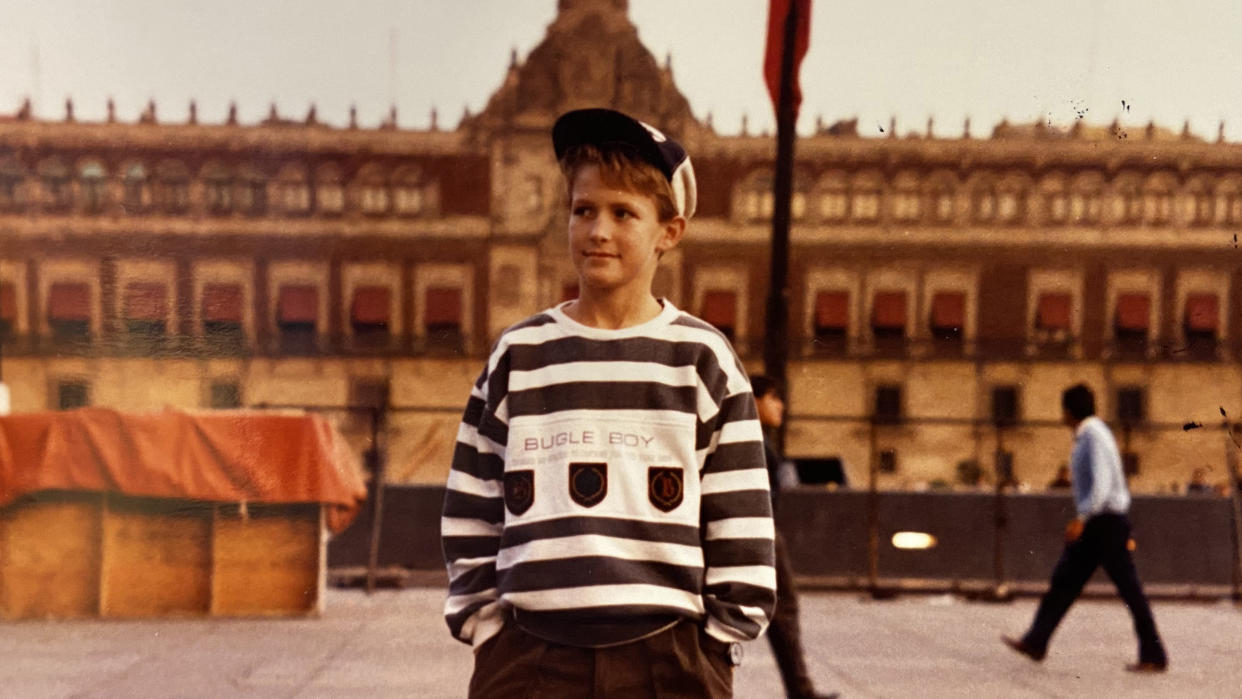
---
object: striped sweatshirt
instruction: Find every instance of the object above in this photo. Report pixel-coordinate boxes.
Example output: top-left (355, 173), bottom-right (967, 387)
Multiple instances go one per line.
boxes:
top-left (441, 300), bottom-right (776, 650)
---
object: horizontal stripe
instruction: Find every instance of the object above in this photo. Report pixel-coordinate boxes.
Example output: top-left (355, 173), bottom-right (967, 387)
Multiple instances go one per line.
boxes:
top-left (441, 534), bottom-right (501, 559)
top-left (446, 469), bottom-right (502, 499)
top-left (705, 565), bottom-right (777, 590)
top-left (500, 516), bottom-right (699, 549)
top-left (440, 517), bottom-right (503, 538)
top-left (717, 392), bottom-right (758, 424)
top-left (503, 584), bottom-right (705, 613)
top-left (441, 491), bottom-right (505, 525)
top-left (497, 534), bottom-right (703, 571)
top-left (703, 606), bottom-right (766, 642)
top-left (509, 361), bottom-right (699, 392)
top-left (717, 418), bottom-right (763, 446)
top-left (700, 442), bottom-right (766, 473)
top-left (701, 490), bottom-right (772, 522)
top-left (704, 581), bottom-right (776, 613)
top-left (476, 416), bottom-right (509, 449)
top-left (702, 538), bottom-right (774, 568)
top-left (705, 517), bottom-right (775, 540)
top-left (448, 561), bottom-right (497, 597)
top-left (462, 395), bottom-right (486, 428)
top-left (497, 556), bottom-right (702, 593)
top-left (447, 555), bottom-right (496, 582)
top-left (444, 587), bottom-right (499, 617)
top-left (449, 442), bottom-right (503, 481)
top-left (507, 382), bottom-right (698, 418)
top-left (701, 468), bottom-right (769, 495)
top-left (455, 423), bottom-right (504, 457)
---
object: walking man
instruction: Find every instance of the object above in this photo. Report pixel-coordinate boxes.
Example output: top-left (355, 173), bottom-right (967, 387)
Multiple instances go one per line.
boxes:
top-left (1003, 383), bottom-right (1168, 672)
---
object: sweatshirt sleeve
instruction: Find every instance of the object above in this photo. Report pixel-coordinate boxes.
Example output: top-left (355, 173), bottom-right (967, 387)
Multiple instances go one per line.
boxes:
top-left (441, 353), bottom-right (509, 648)
top-left (697, 363), bottom-right (777, 643)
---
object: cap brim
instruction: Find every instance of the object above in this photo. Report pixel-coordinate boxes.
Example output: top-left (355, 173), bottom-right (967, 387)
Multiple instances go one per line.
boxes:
top-left (552, 109), bottom-right (673, 180)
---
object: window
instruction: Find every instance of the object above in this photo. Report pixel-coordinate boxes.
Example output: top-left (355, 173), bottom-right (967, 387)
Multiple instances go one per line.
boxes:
top-left (424, 286), bottom-right (464, 352)
top-left (871, 291), bottom-right (906, 351)
top-left (930, 185), bottom-right (955, 223)
top-left (1046, 191), bottom-right (1068, 224)
top-left (996, 189), bottom-right (1022, 223)
top-left (1115, 386), bottom-right (1146, 426)
top-left (851, 189), bottom-right (880, 222)
top-left (1184, 293), bottom-right (1219, 359)
top-left (203, 162), bottom-right (232, 215)
top-left (47, 282), bottom-right (91, 344)
top-left (1034, 292), bottom-right (1071, 339)
top-left (154, 161), bottom-right (190, 214)
top-left (1144, 188), bottom-right (1173, 225)
top-left (56, 380), bottom-right (90, 410)
top-left (393, 167), bottom-right (434, 217)
top-left (1113, 293), bottom-right (1150, 357)
top-left (123, 163), bottom-right (151, 213)
top-left (202, 283), bottom-right (245, 352)
top-left (891, 190), bottom-right (921, 222)
top-left (819, 189), bottom-right (848, 222)
top-left (351, 285), bottom-right (392, 348)
top-left (79, 162), bottom-right (107, 214)
top-left (1114, 180), bottom-right (1143, 224)
top-left (991, 386), bottom-right (1019, 426)
top-left (973, 187), bottom-right (996, 223)
top-left (812, 290), bottom-right (849, 353)
top-left (929, 291), bottom-right (965, 344)
top-left (122, 282), bottom-right (168, 343)
top-left (209, 381), bottom-right (242, 409)
top-left (873, 385), bottom-right (903, 424)
top-left (39, 158), bottom-right (71, 211)
top-left (0, 156), bottom-right (25, 211)
top-left (316, 163), bottom-right (345, 215)
top-left (741, 172), bottom-right (773, 221)
top-left (277, 284), bottom-right (319, 354)
top-left (700, 290), bottom-right (737, 341)
top-left (878, 449), bottom-right (898, 474)
top-left (357, 164), bottom-right (390, 215)
top-left (235, 167), bottom-right (267, 216)
top-left (276, 164), bottom-right (310, 215)
top-left (0, 282), bottom-right (16, 340)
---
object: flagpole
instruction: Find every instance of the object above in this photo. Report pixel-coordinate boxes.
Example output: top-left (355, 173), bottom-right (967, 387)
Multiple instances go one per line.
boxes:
top-left (764, 1), bottom-right (800, 421)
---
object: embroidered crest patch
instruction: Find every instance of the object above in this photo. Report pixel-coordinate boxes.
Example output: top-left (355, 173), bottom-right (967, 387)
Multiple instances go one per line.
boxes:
top-left (504, 470), bottom-right (534, 516)
top-left (569, 462), bottom-right (608, 507)
top-left (648, 466), bottom-right (684, 512)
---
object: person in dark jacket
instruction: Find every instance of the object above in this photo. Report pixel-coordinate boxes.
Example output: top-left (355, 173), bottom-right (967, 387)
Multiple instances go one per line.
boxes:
top-left (752, 374), bottom-right (839, 699)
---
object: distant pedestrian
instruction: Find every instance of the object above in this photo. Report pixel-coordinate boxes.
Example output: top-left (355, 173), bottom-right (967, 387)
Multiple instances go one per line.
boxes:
top-left (1003, 383), bottom-right (1168, 672)
top-left (1185, 466), bottom-right (1212, 495)
top-left (752, 374), bottom-right (839, 699)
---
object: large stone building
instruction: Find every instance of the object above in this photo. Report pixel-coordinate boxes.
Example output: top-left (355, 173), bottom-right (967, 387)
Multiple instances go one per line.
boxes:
top-left (3, 0), bottom-right (1241, 491)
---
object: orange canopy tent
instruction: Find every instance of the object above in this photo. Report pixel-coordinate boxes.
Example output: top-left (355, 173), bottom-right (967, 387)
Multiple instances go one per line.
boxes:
top-left (0, 408), bottom-right (366, 533)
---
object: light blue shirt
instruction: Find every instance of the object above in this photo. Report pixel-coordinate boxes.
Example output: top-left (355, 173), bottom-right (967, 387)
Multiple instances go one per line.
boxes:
top-left (1070, 416), bottom-right (1131, 519)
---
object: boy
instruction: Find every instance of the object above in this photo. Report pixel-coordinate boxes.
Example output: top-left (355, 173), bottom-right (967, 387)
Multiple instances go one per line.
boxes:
top-left (442, 108), bottom-right (776, 698)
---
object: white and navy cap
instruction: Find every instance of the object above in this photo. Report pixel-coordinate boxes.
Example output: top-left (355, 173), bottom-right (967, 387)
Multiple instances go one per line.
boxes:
top-left (553, 108), bottom-right (697, 219)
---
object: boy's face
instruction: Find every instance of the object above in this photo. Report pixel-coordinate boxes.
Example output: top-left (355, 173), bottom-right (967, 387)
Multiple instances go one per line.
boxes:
top-left (755, 390), bottom-right (784, 429)
top-left (568, 164), bottom-right (684, 297)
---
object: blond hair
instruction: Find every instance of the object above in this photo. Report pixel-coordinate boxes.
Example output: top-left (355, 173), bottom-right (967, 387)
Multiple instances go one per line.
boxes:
top-left (558, 144), bottom-right (679, 222)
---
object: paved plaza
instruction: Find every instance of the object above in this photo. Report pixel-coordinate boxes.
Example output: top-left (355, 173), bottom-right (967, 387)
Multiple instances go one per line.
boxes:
top-left (3, 586), bottom-right (1241, 698)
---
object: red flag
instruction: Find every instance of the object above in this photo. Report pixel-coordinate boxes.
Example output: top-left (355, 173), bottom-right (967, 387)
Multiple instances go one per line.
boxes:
top-left (764, 0), bottom-right (812, 118)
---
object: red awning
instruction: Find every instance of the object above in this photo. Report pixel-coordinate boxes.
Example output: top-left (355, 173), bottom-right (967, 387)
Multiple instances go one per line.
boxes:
top-left (48, 282), bottom-right (91, 321)
top-left (1186, 293), bottom-right (1219, 332)
top-left (278, 285), bottom-right (319, 324)
top-left (930, 291), bottom-right (964, 329)
top-left (425, 287), bottom-right (463, 326)
top-left (700, 290), bottom-right (737, 328)
top-left (1115, 293), bottom-right (1150, 331)
top-left (1036, 292), bottom-right (1071, 330)
top-left (815, 291), bottom-right (849, 329)
top-left (0, 282), bottom-right (15, 321)
top-left (202, 284), bottom-right (243, 323)
top-left (123, 282), bottom-right (168, 321)
top-left (872, 291), bottom-right (906, 329)
top-left (351, 286), bottom-right (391, 325)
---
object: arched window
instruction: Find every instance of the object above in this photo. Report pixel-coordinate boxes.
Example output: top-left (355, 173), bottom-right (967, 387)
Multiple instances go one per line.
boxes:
top-left (1217, 177), bottom-right (1242, 226)
top-left (315, 162), bottom-right (344, 214)
top-left (0, 156), bottom-right (27, 211)
top-left (735, 170), bottom-right (773, 221)
top-left (995, 173), bottom-right (1030, 225)
top-left (1110, 172), bottom-right (1144, 225)
top-left (78, 161), bottom-right (107, 214)
top-left (969, 174), bottom-right (997, 223)
top-left (1142, 173), bottom-right (1175, 225)
top-left (1183, 176), bottom-right (1215, 227)
top-left (850, 170), bottom-right (883, 222)
top-left (38, 158), bottom-right (71, 211)
top-left (393, 166), bottom-right (438, 217)
top-left (890, 171), bottom-right (922, 222)
top-left (1039, 173), bottom-right (1068, 225)
top-left (1069, 172), bottom-right (1104, 224)
top-left (815, 171), bottom-right (848, 222)
top-left (356, 163), bottom-right (389, 215)
top-left (924, 171), bottom-right (958, 224)
top-left (235, 164), bottom-right (267, 216)
top-left (275, 163), bottom-right (310, 215)
top-left (201, 161), bottom-right (232, 215)
top-left (123, 162), bottom-right (151, 213)
top-left (154, 160), bottom-right (190, 214)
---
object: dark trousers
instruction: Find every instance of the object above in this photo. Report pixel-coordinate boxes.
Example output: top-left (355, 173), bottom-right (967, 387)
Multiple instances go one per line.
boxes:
top-left (767, 532), bottom-right (817, 698)
top-left (468, 614), bottom-right (733, 698)
top-left (1022, 513), bottom-right (1167, 664)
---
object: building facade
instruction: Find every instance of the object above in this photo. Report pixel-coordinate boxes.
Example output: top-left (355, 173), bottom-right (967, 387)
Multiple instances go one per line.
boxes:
top-left (3, 0), bottom-right (1242, 491)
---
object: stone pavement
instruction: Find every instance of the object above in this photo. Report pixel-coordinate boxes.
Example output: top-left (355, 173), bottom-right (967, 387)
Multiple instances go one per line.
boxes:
top-left (3, 586), bottom-right (1241, 698)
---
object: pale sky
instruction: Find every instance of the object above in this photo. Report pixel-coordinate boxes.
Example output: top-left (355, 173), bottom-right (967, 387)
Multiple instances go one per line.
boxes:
top-left (2, 0), bottom-right (1242, 140)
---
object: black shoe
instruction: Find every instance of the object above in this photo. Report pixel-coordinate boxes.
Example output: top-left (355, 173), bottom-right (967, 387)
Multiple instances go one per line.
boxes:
top-left (1125, 661), bottom-right (1167, 674)
top-left (1001, 635), bottom-right (1046, 662)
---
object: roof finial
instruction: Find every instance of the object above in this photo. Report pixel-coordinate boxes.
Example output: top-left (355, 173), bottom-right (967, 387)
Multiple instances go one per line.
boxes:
top-left (141, 99), bottom-right (156, 124)
top-left (268, 102), bottom-right (279, 122)
top-left (349, 104), bottom-right (358, 129)
top-left (188, 100), bottom-right (197, 125)
top-left (926, 116), bottom-right (933, 138)
top-left (16, 97), bottom-right (31, 120)
top-left (227, 101), bottom-right (238, 125)
top-left (509, 47), bottom-right (519, 70)
top-left (64, 97), bottom-right (74, 122)
top-left (1182, 119), bottom-right (1191, 139)
top-left (963, 115), bottom-right (971, 139)
top-left (305, 103), bottom-right (318, 125)
top-left (741, 113), bottom-right (749, 136)
top-left (889, 115), bottom-right (896, 139)
top-left (1219, 120), bottom-right (1226, 143)
top-left (430, 107), bottom-right (439, 131)
top-left (106, 97), bottom-right (115, 123)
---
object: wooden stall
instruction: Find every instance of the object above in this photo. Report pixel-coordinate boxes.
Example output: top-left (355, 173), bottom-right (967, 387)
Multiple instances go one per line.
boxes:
top-left (0, 409), bottom-right (365, 620)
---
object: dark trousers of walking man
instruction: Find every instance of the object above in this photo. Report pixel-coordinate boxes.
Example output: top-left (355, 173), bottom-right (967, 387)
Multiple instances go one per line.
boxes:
top-left (1022, 513), bottom-right (1166, 665)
